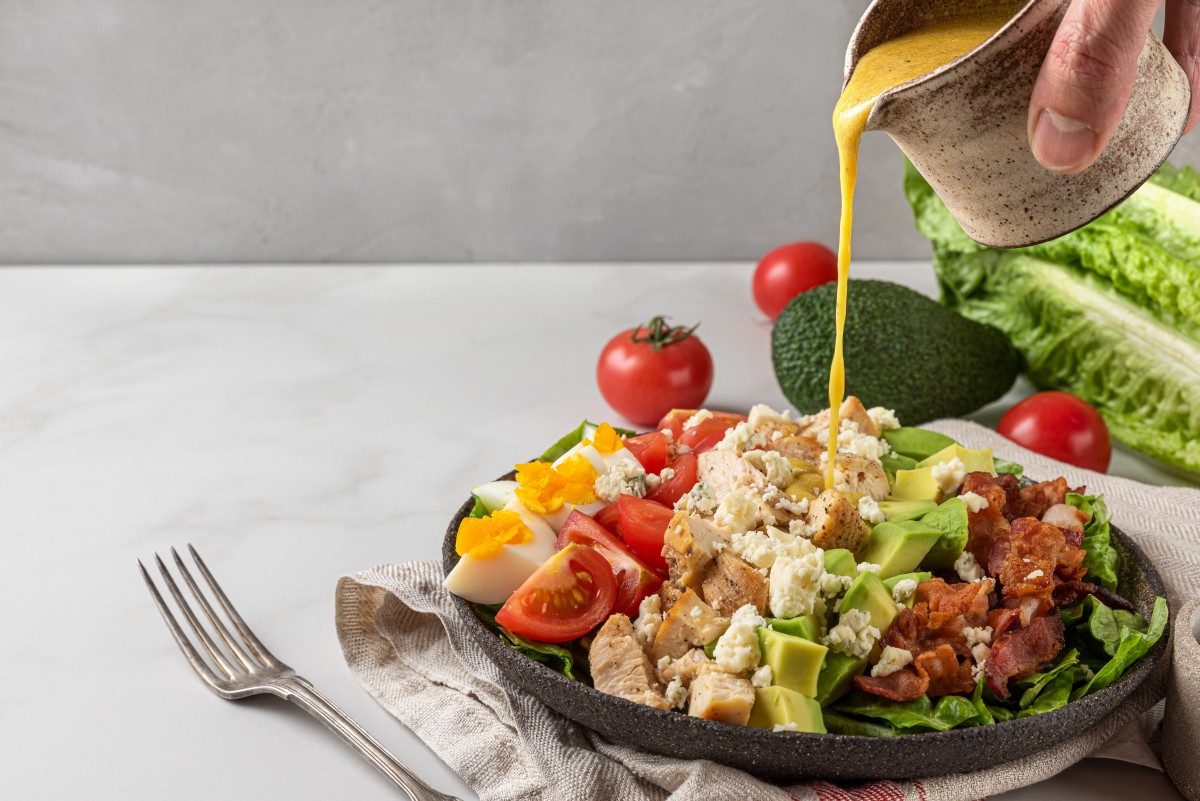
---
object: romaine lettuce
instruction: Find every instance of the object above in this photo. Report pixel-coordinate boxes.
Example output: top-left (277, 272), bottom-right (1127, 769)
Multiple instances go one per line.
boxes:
top-left (1066, 493), bottom-right (1119, 591)
top-left (905, 160), bottom-right (1200, 473)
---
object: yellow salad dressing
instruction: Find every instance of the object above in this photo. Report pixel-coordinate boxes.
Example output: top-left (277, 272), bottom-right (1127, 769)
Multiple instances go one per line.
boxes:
top-left (826, 10), bottom-right (1013, 488)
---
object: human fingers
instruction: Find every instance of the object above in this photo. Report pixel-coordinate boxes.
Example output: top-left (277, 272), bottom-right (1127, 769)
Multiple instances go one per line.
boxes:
top-left (1028, 0), bottom-right (1162, 174)
top-left (1164, 0), bottom-right (1200, 133)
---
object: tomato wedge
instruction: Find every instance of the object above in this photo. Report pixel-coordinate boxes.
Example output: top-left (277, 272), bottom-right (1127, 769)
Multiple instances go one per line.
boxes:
top-left (617, 495), bottom-right (674, 575)
top-left (495, 543), bottom-right (617, 643)
top-left (623, 431), bottom-right (669, 475)
top-left (657, 409), bottom-right (747, 454)
top-left (646, 450), bottom-right (698, 509)
top-left (557, 510), bottom-right (662, 616)
top-left (594, 502), bottom-right (622, 535)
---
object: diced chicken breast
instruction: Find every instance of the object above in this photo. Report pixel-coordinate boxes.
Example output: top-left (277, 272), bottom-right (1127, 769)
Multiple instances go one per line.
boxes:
top-left (688, 671), bottom-right (756, 725)
top-left (590, 615), bottom-right (670, 710)
top-left (698, 449), bottom-right (764, 502)
top-left (664, 512), bottom-right (730, 593)
top-left (651, 589), bottom-right (730, 664)
top-left (703, 549), bottom-right (770, 615)
top-left (1042, 503), bottom-right (1090, 534)
top-left (834, 453), bottom-right (890, 501)
top-left (806, 489), bottom-right (870, 553)
top-left (797, 396), bottom-right (881, 440)
top-left (747, 404), bottom-right (800, 440)
top-left (770, 435), bottom-right (825, 465)
top-left (658, 647), bottom-right (717, 687)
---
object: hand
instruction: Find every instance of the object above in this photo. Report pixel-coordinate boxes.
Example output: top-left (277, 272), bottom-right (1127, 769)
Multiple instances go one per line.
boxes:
top-left (1028, 0), bottom-right (1200, 174)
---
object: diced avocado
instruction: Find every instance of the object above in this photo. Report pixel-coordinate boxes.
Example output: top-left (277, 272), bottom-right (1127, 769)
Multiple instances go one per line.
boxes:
top-left (882, 571), bottom-right (931, 607)
top-left (882, 427), bottom-right (958, 461)
top-left (881, 453), bottom-right (919, 481)
top-left (823, 548), bottom-right (857, 578)
top-left (920, 497), bottom-right (970, 569)
top-left (766, 614), bottom-right (822, 642)
top-left (856, 520), bottom-right (943, 579)
top-left (891, 467), bottom-right (941, 502)
top-left (839, 572), bottom-right (900, 635)
top-left (882, 571), bottom-right (931, 592)
top-left (757, 628), bottom-right (829, 698)
top-left (814, 651), bottom-right (869, 706)
top-left (748, 686), bottom-right (827, 733)
top-left (918, 443), bottom-right (995, 474)
top-left (877, 498), bottom-right (938, 522)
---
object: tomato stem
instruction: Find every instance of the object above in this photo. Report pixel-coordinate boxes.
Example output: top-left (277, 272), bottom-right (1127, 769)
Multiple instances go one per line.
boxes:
top-left (630, 316), bottom-right (699, 352)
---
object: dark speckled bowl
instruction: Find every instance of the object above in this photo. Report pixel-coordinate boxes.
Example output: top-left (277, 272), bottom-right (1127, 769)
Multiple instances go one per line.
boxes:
top-left (441, 480), bottom-right (1168, 781)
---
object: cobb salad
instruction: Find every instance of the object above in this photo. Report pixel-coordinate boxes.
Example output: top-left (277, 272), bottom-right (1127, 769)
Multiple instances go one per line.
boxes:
top-left (444, 402), bottom-right (1167, 736)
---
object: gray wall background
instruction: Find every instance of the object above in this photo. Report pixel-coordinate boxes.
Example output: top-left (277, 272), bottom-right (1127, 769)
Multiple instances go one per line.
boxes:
top-left (1, 0), bottom-right (1196, 264)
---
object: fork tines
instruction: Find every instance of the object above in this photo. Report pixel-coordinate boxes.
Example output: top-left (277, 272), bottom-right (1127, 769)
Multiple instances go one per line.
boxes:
top-left (139, 545), bottom-right (283, 692)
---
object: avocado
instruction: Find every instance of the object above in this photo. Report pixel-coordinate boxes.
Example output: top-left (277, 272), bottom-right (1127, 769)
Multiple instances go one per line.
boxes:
top-left (882, 571), bottom-right (931, 607)
top-left (823, 548), bottom-right (857, 578)
top-left (918, 443), bottom-right (995, 473)
top-left (766, 614), bottom-right (822, 642)
top-left (758, 628), bottom-right (829, 698)
top-left (920, 497), bottom-right (970, 569)
top-left (882, 571), bottom-right (932, 592)
top-left (748, 686), bottom-right (827, 732)
top-left (814, 651), bottom-right (869, 706)
top-left (856, 520), bottom-right (943, 579)
top-left (882, 427), bottom-right (958, 461)
top-left (881, 453), bottom-right (919, 480)
top-left (891, 467), bottom-right (941, 502)
top-left (877, 498), bottom-right (937, 522)
top-left (772, 281), bottom-right (1019, 425)
top-left (839, 572), bottom-right (900, 634)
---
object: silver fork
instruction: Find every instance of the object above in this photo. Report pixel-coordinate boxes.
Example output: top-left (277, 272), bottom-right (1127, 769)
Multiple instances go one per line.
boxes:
top-left (140, 544), bottom-right (461, 801)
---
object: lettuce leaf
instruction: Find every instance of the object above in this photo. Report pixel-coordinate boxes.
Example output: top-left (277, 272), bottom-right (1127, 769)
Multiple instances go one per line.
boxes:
top-left (993, 458), bottom-right (1025, 479)
top-left (537, 420), bottom-right (637, 462)
top-left (1076, 596), bottom-right (1168, 698)
top-left (1016, 648), bottom-right (1079, 708)
top-left (468, 496), bottom-right (490, 519)
top-left (971, 675), bottom-right (995, 726)
top-left (822, 710), bottom-right (897, 737)
top-left (1017, 667), bottom-right (1080, 718)
top-left (832, 692), bottom-right (979, 732)
top-left (1082, 595), bottom-right (1148, 656)
top-left (472, 603), bottom-right (583, 681)
top-left (1066, 493), bottom-right (1119, 592)
top-left (905, 160), bottom-right (1200, 473)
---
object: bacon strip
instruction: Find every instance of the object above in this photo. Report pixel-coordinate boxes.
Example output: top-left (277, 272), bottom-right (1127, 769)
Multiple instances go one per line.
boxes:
top-left (984, 613), bottom-right (1066, 699)
top-left (855, 666), bottom-right (929, 702)
top-left (994, 518), bottom-right (1061, 603)
top-left (1014, 477), bottom-right (1069, 519)
top-left (962, 472), bottom-right (1016, 566)
top-left (1053, 580), bottom-right (1137, 612)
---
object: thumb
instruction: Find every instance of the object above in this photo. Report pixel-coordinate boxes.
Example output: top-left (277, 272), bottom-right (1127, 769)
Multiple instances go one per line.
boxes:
top-left (1028, 0), bottom-right (1162, 174)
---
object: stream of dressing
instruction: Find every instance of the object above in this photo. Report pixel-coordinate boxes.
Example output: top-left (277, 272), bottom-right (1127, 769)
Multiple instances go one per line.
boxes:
top-left (826, 11), bottom-right (1013, 488)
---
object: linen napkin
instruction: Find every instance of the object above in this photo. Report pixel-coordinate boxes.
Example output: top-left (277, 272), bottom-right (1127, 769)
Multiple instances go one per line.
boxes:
top-left (335, 420), bottom-right (1200, 801)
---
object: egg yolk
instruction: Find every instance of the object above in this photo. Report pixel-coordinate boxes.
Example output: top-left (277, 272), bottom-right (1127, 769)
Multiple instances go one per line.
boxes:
top-left (456, 510), bottom-right (533, 559)
top-left (514, 455), bottom-right (599, 514)
top-left (587, 422), bottom-right (624, 455)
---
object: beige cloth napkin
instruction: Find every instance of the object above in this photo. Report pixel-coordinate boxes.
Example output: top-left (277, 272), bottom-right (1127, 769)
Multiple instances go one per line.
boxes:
top-left (335, 420), bottom-right (1200, 801)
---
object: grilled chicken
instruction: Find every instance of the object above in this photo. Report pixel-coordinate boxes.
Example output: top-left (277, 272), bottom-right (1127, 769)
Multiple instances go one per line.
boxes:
top-left (664, 512), bottom-right (730, 593)
top-left (770, 435), bottom-right (825, 465)
top-left (806, 488), bottom-right (870, 553)
top-left (657, 647), bottom-right (716, 687)
top-left (651, 589), bottom-right (730, 664)
top-left (747, 404), bottom-right (801, 440)
top-left (590, 615), bottom-right (670, 710)
top-left (688, 671), bottom-right (756, 725)
top-left (697, 449), bottom-right (764, 502)
top-left (833, 453), bottom-right (890, 501)
top-left (796, 396), bottom-right (881, 441)
top-left (702, 549), bottom-right (770, 615)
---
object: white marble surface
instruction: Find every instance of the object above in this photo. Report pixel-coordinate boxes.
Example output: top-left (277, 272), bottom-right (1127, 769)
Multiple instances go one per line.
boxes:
top-left (0, 263), bottom-right (1189, 800)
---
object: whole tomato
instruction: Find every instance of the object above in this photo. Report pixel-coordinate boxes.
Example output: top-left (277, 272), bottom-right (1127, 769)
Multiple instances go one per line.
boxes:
top-left (752, 242), bottom-right (839, 319)
top-left (597, 316), bottom-right (713, 427)
top-left (998, 391), bottom-right (1112, 473)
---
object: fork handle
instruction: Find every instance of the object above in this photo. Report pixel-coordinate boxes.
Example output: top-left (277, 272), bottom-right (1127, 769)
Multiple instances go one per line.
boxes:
top-left (281, 678), bottom-right (459, 801)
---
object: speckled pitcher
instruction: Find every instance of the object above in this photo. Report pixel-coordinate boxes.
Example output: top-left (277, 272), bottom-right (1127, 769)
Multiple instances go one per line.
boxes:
top-left (848, 0), bottom-right (1192, 248)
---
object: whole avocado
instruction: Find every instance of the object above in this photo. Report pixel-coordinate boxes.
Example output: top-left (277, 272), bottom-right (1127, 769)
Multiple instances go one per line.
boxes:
top-left (771, 279), bottom-right (1020, 425)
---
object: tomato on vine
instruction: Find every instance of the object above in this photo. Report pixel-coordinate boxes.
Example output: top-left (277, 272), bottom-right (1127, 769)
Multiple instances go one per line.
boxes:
top-left (596, 316), bottom-right (713, 427)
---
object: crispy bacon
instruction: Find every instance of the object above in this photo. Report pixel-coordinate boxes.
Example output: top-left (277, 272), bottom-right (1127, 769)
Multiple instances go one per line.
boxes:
top-left (855, 666), bottom-right (929, 702)
top-left (1053, 580), bottom-right (1137, 612)
top-left (1014, 478), bottom-right (1069, 519)
top-left (918, 643), bottom-right (977, 696)
top-left (984, 613), bottom-right (1065, 699)
top-left (919, 577), bottom-right (992, 632)
top-left (995, 518), bottom-right (1061, 602)
top-left (962, 472), bottom-right (1014, 566)
top-left (988, 607), bottom-right (1020, 639)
